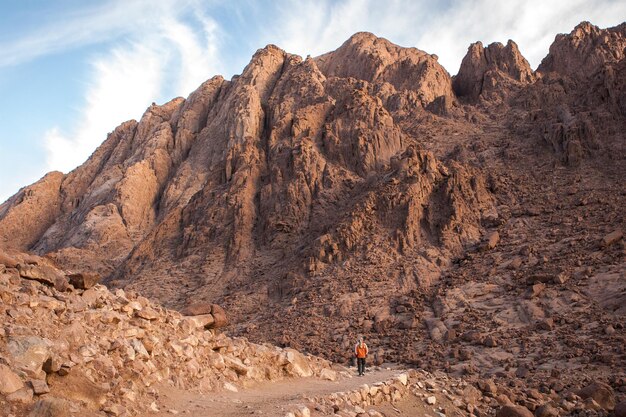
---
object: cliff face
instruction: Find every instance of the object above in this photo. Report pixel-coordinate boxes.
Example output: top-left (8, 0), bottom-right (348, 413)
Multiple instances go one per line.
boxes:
top-left (0, 24), bottom-right (624, 379)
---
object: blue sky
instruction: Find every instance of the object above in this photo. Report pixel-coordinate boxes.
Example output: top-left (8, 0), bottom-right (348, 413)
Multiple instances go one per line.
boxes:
top-left (1, 0), bottom-right (625, 203)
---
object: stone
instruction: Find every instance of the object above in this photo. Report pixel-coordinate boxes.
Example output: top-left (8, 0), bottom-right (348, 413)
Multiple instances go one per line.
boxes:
top-left (8, 387), bottom-right (34, 404)
top-left (29, 379), bottom-right (50, 395)
top-left (537, 318), bottom-right (554, 331)
top-left (426, 396), bottom-right (437, 405)
top-left (67, 272), bottom-right (101, 289)
top-left (601, 230), bottom-right (623, 247)
top-left (28, 397), bottom-right (70, 417)
top-left (18, 264), bottom-right (69, 292)
top-left (7, 336), bottom-right (52, 378)
top-left (478, 379), bottom-right (498, 395)
top-left (485, 231), bottom-right (500, 250)
top-left (281, 349), bottom-right (313, 377)
top-left (136, 307), bottom-right (159, 321)
top-left (577, 381), bottom-right (616, 410)
top-left (184, 314), bottom-right (215, 329)
top-left (534, 403), bottom-right (559, 417)
top-left (530, 283), bottom-right (546, 298)
top-left (0, 364), bottom-right (24, 394)
top-left (496, 405), bottom-right (534, 417)
top-left (0, 250), bottom-right (19, 268)
top-left (320, 368), bottom-right (338, 381)
top-left (209, 304), bottom-right (229, 328)
top-left (180, 303), bottom-right (213, 316)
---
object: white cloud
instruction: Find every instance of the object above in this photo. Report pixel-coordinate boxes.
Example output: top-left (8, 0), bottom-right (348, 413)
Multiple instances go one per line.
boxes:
top-left (0, 0), bottom-right (207, 68)
top-left (43, 5), bottom-right (223, 173)
top-left (44, 42), bottom-right (164, 172)
top-left (261, 0), bottom-right (626, 73)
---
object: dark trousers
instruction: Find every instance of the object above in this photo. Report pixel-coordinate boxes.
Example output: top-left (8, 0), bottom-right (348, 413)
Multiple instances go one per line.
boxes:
top-left (357, 357), bottom-right (366, 375)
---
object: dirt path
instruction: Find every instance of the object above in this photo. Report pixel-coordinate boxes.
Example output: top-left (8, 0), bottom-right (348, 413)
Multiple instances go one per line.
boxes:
top-left (145, 367), bottom-right (404, 416)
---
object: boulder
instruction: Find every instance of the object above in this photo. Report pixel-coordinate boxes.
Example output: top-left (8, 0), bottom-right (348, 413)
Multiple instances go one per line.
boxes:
top-left (601, 230), bottom-right (623, 247)
top-left (0, 250), bottom-right (19, 268)
top-left (478, 379), bottom-right (498, 395)
top-left (534, 403), bottom-right (559, 417)
top-left (281, 348), bottom-right (313, 377)
top-left (496, 405), bottom-right (534, 417)
top-left (67, 272), bottom-right (101, 290)
top-left (0, 363), bottom-right (24, 394)
top-left (28, 397), bottom-right (71, 417)
top-left (29, 379), bottom-right (50, 395)
top-left (17, 264), bottom-right (69, 292)
top-left (7, 336), bottom-right (52, 378)
top-left (180, 302), bottom-right (213, 316)
top-left (209, 304), bottom-right (229, 328)
top-left (577, 381), bottom-right (615, 410)
top-left (8, 387), bottom-right (34, 404)
top-left (485, 231), bottom-right (500, 250)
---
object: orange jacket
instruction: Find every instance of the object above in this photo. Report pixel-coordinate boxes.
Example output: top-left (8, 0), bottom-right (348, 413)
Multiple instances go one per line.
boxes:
top-left (355, 342), bottom-right (368, 358)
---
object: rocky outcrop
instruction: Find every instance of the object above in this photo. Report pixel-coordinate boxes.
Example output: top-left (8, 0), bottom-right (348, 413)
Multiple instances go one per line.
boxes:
top-left (453, 40), bottom-right (534, 101)
top-left (538, 21), bottom-right (626, 80)
top-left (315, 32), bottom-right (454, 106)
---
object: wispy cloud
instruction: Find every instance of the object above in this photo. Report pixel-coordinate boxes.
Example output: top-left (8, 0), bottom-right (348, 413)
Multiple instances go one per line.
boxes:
top-left (261, 0), bottom-right (626, 73)
top-left (44, 42), bottom-right (164, 172)
top-left (42, 2), bottom-right (223, 173)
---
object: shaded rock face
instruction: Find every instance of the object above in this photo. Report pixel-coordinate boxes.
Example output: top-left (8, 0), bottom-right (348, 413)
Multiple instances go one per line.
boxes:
top-left (453, 40), bottom-right (534, 101)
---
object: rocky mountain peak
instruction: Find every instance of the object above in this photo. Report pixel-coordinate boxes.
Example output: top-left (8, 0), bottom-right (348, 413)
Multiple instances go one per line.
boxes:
top-left (453, 39), bottom-right (534, 101)
top-left (315, 32), bottom-right (453, 106)
top-left (537, 21), bottom-right (626, 79)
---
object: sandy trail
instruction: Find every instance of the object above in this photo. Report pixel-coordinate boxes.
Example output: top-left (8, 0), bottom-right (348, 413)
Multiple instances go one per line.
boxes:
top-left (145, 367), bottom-right (404, 417)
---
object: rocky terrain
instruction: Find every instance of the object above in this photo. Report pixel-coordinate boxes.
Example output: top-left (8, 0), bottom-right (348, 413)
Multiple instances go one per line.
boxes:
top-left (0, 20), bottom-right (625, 416)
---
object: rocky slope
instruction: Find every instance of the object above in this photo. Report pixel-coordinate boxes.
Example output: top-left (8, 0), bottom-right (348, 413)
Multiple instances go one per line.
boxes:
top-left (0, 20), bottom-right (625, 417)
top-left (0, 251), bottom-right (333, 416)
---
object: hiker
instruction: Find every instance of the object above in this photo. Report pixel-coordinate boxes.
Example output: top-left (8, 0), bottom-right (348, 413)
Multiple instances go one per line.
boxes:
top-left (354, 336), bottom-right (368, 376)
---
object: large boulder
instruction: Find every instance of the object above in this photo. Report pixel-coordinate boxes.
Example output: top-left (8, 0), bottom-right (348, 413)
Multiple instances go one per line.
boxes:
top-left (180, 303), bottom-right (213, 316)
top-left (0, 250), bottom-right (19, 268)
top-left (67, 272), bottom-right (101, 289)
top-left (280, 348), bottom-right (313, 377)
top-left (577, 381), bottom-right (616, 410)
top-left (496, 405), bottom-right (534, 417)
top-left (7, 336), bottom-right (52, 379)
top-left (210, 304), bottom-right (229, 328)
top-left (17, 264), bottom-right (69, 291)
top-left (0, 363), bottom-right (24, 395)
top-left (28, 397), bottom-right (71, 417)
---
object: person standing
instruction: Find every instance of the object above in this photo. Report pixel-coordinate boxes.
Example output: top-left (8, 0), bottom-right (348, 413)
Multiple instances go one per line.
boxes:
top-left (354, 337), bottom-right (369, 376)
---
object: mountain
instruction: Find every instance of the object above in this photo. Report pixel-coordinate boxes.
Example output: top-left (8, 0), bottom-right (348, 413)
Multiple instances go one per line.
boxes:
top-left (1, 21), bottom-right (625, 406)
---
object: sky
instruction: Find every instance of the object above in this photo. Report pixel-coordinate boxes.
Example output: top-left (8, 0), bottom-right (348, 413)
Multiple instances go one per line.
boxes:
top-left (1, 0), bottom-right (624, 203)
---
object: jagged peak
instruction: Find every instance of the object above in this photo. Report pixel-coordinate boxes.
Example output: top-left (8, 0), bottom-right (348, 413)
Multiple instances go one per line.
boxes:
top-left (538, 21), bottom-right (626, 78)
top-left (454, 37), bottom-right (534, 100)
